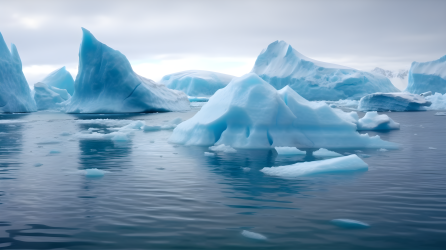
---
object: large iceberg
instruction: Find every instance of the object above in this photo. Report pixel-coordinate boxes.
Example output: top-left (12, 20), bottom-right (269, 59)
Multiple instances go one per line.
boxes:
top-left (33, 82), bottom-right (70, 110)
top-left (65, 28), bottom-right (189, 113)
top-left (0, 32), bottom-right (36, 113)
top-left (406, 55), bottom-right (446, 94)
top-left (251, 41), bottom-right (399, 101)
top-left (358, 92), bottom-right (431, 111)
top-left (160, 70), bottom-right (234, 96)
top-left (170, 73), bottom-right (396, 149)
top-left (40, 66), bottom-right (75, 95)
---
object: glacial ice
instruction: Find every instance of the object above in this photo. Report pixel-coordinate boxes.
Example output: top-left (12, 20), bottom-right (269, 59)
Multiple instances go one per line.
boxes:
top-left (425, 93), bottom-right (446, 110)
top-left (406, 55), bottom-right (446, 95)
top-left (65, 28), bottom-right (190, 113)
top-left (33, 82), bottom-right (70, 110)
top-left (170, 73), bottom-right (396, 149)
top-left (251, 41), bottom-right (399, 101)
top-left (209, 144), bottom-right (237, 153)
top-left (160, 70), bottom-right (234, 96)
top-left (261, 154), bottom-right (368, 177)
top-left (0, 32), bottom-right (37, 113)
top-left (357, 112), bottom-right (400, 131)
top-left (358, 92), bottom-right (431, 111)
top-left (331, 219), bottom-right (370, 229)
top-left (241, 230), bottom-right (267, 240)
top-left (40, 67), bottom-right (75, 95)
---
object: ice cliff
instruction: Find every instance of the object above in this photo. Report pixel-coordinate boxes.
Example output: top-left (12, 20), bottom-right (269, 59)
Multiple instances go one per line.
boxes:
top-left (406, 55), bottom-right (446, 95)
top-left (65, 28), bottom-right (190, 113)
top-left (0, 32), bottom-right (36, 113)
top-left (160, 70), bottom-right (234, 96)
top-left (251, 41), bottom-right (399, 101)
top-left (170, 73), bottom-right (396, 149)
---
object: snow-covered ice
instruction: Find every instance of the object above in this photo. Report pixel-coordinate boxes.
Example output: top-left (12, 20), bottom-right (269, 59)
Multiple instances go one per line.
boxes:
top-left (40, 66), bottom-right (75, 95)
top-left (357, 111), bottom-right (400, 131)
top-left (241, 230), bottom-right (267, 240)
top-left (170, 74), bottom-right (396, 149)
top-left (0, 32), bottom-right (37, 113)
top-left (331, 219), bottom-right (370, 229)
top-left (406, 55), bottom-right (446, 95)
top-left (65, 28), bottom-right (189, 113)
top-left (371, 67), bottom-right (408, 90)
top-left (261, 154), bottom-right (368, 178)
top-left (209, 144), bottom-right (237, 153)
top-left (160, 70), bottom-right (234, 96)
top-left (358, 92), bottom-right (431, 111)
top-left (33, 82), bottom-right (70, 111)
top-left (251, 41), bottom-right (399, 101)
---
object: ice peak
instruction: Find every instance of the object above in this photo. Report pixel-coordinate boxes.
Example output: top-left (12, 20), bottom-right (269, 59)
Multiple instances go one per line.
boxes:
top-left (0, 32), bottom-right (11, 59)
top-left (79, 28), bottom-right (101, 59)
top-left (10, 44), bottom-right (22, 68)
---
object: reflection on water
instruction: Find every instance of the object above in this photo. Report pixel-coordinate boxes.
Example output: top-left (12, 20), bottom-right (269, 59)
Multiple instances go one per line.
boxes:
top-left (0, 110), bottom-right (445, 249)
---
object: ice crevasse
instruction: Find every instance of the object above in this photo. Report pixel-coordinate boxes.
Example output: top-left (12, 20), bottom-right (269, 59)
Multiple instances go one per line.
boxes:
top-left (169, 73), bottom-right (397, 149)
top-left (0, 32), bottom-right (36, 113)
top-left (65, 28), bottom-right (190, 113)
top-left (251, 41), bottom-right (399, 101)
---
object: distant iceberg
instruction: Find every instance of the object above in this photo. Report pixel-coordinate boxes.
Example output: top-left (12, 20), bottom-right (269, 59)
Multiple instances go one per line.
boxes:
top-left (371, 67), bottom-right (408, 90)
top-left (170, 73), bottom-right (396, 149)
top-left (34, 82), bottom-right (70, 110)
top-left (251, 41), bottom-right (399, 101)
top-left (0, 32), bottom-right (36, 113)
top-left (40, 66), bottom-right (75, 95)
top-left (357, 111), bottom-right (400, 131)
top-left (406, 55), bottom-right (446, 95)
top-left (160, 70), bottom-right (234, 96)
top-left (358, 92), bottom-right (431, 111)
top-left (65, 28), bottom-right (189, 113)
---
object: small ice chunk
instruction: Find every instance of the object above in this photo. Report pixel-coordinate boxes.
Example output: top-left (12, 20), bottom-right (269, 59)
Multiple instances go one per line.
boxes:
top-left (435, 112), bottom-right (446, 116)
top-left (49, 150), bottom-right (61, 154)
top-left (60, 132), bottom-right (71, 136)
top-left (242, 167), bottom-right (251, 172)
top-left (209, 144), bottom-right (237, 153)
top-left (275, 147), bottom-right (305, 155)
top-left (378, 148), bottom-right (388, 152)
top-left (241, 230), bottom-right (267, 240)
top-left (429, 147), bottom-right (437, 150)
top-left (261, 154), bottom-right (368, 177)
top-left (34, 163), bottom-right (43, 167)
top-left (331, 219), bottom-right (370, 229)
top-left (313, 148), bottom-right (343, 157)
top-left (357, 111), bottom-right (400, 131)
top-left (88, 128), bottom-right (100, 131)
top-left (84, 168), bottom-right (105, 177)
top-left (204, 152), bottom-right (215, 156)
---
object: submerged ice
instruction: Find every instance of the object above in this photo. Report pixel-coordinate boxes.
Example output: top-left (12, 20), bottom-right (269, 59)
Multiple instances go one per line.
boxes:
top-left (0, 32), bottom-right (36, 113)
top-left (406, 55), bottom-right (446, 95)
top-left (170, 73), bottom-right (396, 149)
top-left (65, 28), bottom-right (189, 113)
top-left (251, 41), bottom-right (399, 101)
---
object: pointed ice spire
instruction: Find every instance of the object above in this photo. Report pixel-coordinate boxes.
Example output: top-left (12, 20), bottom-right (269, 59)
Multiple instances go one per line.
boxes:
top-left (10, 43), bottom-right (22, 69)
top-left (79, 27), bottom-right (102, 61)
top-left (0, 32), bottom-right (12, 59)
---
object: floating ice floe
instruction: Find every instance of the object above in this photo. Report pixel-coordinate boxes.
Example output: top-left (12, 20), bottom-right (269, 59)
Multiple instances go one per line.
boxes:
top-left (64, 28), bottom-right (189, 113)
top-left (357, 111), bottom-right (400, 131)
top-left (261, 154), bottom-right (368, 178)
top-left (33, 82), bottom-right (70, 111)
top-left (358, 92), bottom-right (431, 111)
top-left (49, 150), bottom-right (61, 154)
top-left (241, 230), bottom-right (267, 240)
top-left (406, 55), bottom-right (446, 95)
top-left (170, 73), bottom-right (397, 149)
top-left (0, 32), bottom-right (37, 113)
top-left (435, 112), bottom-right (446, 116)
top-left (331, 219), bottom-right (370, 229)
top-left (378, 148), bottom-right (388, 152)
top-left (428, 147), bottom-right (437, 150)
top-left (81, 168), bottom-right (106, 177)
top-left (160, 70), bottom-right (234, 96)
top-left (209, 144), bottom-right (237, 153)
top-left (251, 40), bottom-right (399, 101)
top-left (75, 120), bottom-right (144, 141)
top-left (143, 118), bottom-right (183, 131)
top-left (204, 152), bottom-right (215, 156)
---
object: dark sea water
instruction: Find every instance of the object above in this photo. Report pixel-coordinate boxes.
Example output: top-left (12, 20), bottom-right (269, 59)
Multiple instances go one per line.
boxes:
top-left (0, 107), bottom-right (445, 250)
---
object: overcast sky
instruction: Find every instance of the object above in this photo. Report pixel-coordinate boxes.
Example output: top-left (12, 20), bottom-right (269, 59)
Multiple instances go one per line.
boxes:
top-left (1, 0), bottom-right (445, 86)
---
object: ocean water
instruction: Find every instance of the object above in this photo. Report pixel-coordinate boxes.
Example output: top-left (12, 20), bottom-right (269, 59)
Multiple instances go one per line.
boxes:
top-left (0, 107), bottom-right (445, 250)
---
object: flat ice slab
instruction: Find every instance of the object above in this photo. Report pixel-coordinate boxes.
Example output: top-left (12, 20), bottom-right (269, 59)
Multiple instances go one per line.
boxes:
top-left (65, 28), bottom-right (190, 113)
top-left (357, 111), bottom-right (400, 130)
top-left (358, 92), bottom-right (431, 111)
top-left (261, 154), bottom-right (368, 177)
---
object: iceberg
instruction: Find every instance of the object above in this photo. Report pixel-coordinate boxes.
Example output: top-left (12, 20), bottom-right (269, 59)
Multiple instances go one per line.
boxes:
top-left (358, 92), bottom-right (431, 111)
top-left (406, 55), bottom-right (446, 94)
top-left (33, 82), bottom-right (70, 110)
top-left (40, 66), bottom-right (75, 95)
top-left (371, 67), bottom-right (408, 90)
top-left (65, 28), bottom-right (189, 113)
top-left (0, 32), bottom-right (37, 113)
top-left (251, 41), bottom-right (399, 101)
top-left (170, 73), bottom-right (396, 149)
top-left (357, 111), bottom-right (400, 131)
top-left (261, 154), bottom-right (368, 177)
top-left (160, 70), bottom-right (234, 96)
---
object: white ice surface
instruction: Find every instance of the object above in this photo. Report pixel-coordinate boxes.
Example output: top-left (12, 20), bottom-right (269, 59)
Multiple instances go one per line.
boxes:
top-left (357, 111), bottom-right (400, 130)
top-left (241, 230), bottom-right (267, 240)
